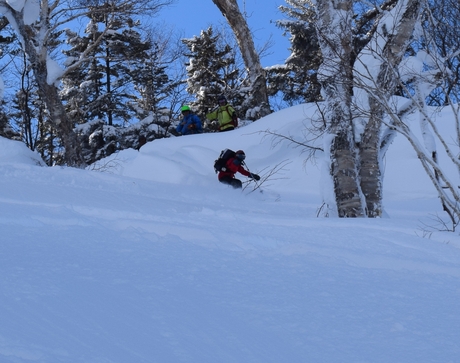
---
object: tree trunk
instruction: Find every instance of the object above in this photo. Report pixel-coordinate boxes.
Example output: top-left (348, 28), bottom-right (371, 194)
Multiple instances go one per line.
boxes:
top-left (23, 31), bottom-right (84, 166)
top-left (331, 131), bottom-right (365, 217)
top-left (359, 102), bottom-right (382, 217)
top-left (356, 0), bottom-right (423, 217)
top-left (315, 0), bottom-right (365, 217)
top-left (211, 0), bottom-right (271, 118)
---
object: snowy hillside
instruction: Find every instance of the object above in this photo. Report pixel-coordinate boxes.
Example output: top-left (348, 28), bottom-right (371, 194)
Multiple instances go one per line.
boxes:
top-left (1, 104), bottom-right (459, 363)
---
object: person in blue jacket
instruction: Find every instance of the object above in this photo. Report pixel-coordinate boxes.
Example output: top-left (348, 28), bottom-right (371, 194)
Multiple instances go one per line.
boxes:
top-left (176, 105), bottom-right (203, 135)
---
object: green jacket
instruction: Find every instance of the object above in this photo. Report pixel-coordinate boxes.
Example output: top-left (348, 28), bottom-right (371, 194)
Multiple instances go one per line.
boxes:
top-left (206, 104), bottom-right (236, 131)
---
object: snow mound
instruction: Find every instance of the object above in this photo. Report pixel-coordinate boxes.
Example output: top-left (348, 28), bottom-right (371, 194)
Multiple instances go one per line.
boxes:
top-left (0, 137), bottom-right (45, 166)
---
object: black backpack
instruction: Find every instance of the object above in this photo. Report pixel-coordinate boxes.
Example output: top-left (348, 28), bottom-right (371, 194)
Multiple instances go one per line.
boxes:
top-left (214, 148), bottom-right (235, 173)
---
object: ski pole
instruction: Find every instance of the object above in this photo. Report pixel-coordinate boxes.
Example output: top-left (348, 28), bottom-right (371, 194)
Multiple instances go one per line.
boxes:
top-left (244, 161), bottom-right (261, 189)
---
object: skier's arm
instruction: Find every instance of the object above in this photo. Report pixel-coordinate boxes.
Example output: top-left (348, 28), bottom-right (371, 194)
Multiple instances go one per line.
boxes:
top-left (206, 109), bottom-right (218, 121)
top-left (237, 165), bottom-right (251, 177)
top-left (227, 105), bottom-right (236, 117)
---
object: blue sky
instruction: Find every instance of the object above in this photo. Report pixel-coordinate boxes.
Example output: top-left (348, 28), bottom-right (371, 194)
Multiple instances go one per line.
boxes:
top-left (159, 0), bottom-right (291, 66)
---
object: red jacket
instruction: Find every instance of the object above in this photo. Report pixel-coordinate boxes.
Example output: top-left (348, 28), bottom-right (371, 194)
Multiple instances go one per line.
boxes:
top-left (218, 157), bottom-right (250, 179)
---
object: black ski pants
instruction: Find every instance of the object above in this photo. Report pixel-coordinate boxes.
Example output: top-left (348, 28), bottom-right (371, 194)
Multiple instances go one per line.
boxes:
top-left (219, 176), bottom-right (242, 189)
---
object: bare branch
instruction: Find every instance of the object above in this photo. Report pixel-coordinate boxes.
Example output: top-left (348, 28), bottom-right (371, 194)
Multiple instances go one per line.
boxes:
top-left (243, 159), bottom-right (291, 194)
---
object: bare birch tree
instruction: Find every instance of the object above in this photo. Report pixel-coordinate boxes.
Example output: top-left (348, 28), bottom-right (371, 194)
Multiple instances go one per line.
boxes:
top-left (360, 5), bottom-right (460, 229)
top-left (353, 0), bottom-right (423, 217)
top-left (313, 0), bottom-right (424, 217)
top-left (211, 0), bottom-right (271, 118)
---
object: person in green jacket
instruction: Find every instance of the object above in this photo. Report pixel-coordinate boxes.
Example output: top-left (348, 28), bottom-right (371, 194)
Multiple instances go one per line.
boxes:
top-left (206, 95), bottom-right (237, 132)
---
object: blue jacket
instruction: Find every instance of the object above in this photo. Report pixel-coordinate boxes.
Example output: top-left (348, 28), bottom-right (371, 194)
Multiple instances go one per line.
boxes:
top-left (176, 113), bottom-right (203, 135)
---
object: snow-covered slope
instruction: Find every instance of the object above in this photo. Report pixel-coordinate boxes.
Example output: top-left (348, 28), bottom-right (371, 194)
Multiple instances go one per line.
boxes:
top-left (1, 104), bottom-right (459, 363)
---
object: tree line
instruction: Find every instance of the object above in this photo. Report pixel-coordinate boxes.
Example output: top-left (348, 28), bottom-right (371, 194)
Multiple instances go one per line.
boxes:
top-left (0, 0), bottom-right (278, 167)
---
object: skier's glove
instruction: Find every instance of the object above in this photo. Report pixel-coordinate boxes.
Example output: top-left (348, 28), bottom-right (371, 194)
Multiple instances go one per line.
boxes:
top-left (250, 173), bottom-right (260, 181)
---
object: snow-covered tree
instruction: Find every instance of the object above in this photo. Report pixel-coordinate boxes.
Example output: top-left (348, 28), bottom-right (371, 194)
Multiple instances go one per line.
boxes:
top-left (63, 26), bottom-right (176, 164)
top-left (182, 26), bottom-right (241, 121)
top-left (0, 0), bottom-right (173, 166)
top-left (268, 2), bottom-right (322, 105)
top-left (61, 8), bottom-right (152, 127)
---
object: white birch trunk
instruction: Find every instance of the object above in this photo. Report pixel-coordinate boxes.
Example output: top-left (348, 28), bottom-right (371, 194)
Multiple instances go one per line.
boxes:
top-left (353, 0), bottom-right (423, 217)
top-left (314, 0), bottom-right (365, 217)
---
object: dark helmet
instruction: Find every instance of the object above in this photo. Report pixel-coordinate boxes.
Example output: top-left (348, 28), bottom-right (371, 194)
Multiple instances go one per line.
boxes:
top-left (217, 95), bottom-right (227, 105)
top-left (235, 150), bottom-right (246, 161)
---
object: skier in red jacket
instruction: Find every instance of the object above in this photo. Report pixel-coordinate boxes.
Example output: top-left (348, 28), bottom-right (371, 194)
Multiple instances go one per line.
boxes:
top-left (218, 150), bottom-right (260, 189)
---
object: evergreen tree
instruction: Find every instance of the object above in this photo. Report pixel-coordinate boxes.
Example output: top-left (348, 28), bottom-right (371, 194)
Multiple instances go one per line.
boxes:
top-left (60, 28), bottom-right (92, 125)
top-left (181, 26), bottom-right (241, 120)
top-left (62, 16), bottom-right (180, 163)
top-left (132, 43), bottom-right (174, 120)
top-left (128, 44), bottom-right (179, 141)
top-left (60, 6), bottom-right (162, 164)
top-left (268, 19), bottom-right (322, 104)
top-left (61, 6), bottom-right (151, 127)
